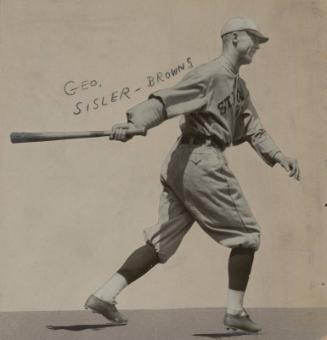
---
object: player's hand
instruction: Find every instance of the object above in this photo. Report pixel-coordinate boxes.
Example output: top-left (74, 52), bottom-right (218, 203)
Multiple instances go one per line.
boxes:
top-left (275, 152), bottom-right (301, 181)
top-left (109, 122), bottom-right (136, 142)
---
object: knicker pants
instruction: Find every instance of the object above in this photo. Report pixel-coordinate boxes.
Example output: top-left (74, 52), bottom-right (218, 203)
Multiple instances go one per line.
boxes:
top-left (144, 141), bottom-right (261, 263)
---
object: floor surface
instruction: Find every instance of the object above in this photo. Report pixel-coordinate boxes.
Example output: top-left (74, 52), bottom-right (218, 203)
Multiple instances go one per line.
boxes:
top-left (1, 308), bottom-right (327, 340)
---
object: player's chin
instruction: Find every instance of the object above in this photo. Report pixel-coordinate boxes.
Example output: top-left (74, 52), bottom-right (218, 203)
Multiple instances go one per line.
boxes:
top-left (242, 56), bottom-right (253, 65)
top-left (247, 52), bottom-right (256, 62)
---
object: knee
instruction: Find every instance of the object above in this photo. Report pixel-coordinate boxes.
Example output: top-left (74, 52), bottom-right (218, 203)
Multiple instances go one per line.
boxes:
top-left (145, 240), bottom-right (179, 264)
top-left (251, 234), bottom-right (260, 250)
top-left (148, 245), bottom-right (171, 264)
top-left (241, 233), bottom-right (260, 251)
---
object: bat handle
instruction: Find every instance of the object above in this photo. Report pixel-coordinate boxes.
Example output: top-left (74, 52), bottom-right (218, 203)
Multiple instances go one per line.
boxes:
top-left (125, 126), bottom-right (147, 137)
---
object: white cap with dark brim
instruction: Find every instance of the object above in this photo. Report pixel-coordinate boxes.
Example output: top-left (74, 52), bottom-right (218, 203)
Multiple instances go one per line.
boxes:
top-left (221, 17), bottom-right (269, 43)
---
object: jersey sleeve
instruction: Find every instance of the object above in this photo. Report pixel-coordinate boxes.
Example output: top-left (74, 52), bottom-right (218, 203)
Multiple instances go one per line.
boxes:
top-left (234, 95), bottom-right (282, 167)
top-left (126, 98), bottom-right (166, 129)
top-left (126, 69), bottom-right (209, 129)
top-left (149, 70), bottom-right (209, 118)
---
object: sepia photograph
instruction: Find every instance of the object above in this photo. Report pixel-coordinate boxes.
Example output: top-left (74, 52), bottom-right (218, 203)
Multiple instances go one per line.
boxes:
top-left (1, 0), bottom-right (326, 339)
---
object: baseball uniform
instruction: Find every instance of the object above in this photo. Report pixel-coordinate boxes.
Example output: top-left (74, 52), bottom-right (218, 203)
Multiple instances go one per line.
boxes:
top-left (127, 55), bottom-right (281, 263)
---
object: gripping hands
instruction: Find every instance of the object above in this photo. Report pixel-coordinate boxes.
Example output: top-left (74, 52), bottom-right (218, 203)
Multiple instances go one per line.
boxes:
top-left (109, 123), bottom-right (147, 142)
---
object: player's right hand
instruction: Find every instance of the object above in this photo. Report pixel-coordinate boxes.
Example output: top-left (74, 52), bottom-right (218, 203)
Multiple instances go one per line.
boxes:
top-left (109, 122), bottom-right (135, 142)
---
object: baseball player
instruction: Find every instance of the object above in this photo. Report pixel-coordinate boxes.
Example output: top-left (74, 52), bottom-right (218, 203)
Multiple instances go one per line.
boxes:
top-left (84, 17), bottom-right (301, 333)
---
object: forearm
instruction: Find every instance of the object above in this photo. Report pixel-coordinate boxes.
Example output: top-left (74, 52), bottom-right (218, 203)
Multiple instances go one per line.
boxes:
top-left (249, 130), bottom-right (282, 167)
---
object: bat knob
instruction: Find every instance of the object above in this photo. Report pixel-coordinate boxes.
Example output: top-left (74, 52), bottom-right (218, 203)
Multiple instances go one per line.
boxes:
top-left (10, 132), bottom-right (23, 143)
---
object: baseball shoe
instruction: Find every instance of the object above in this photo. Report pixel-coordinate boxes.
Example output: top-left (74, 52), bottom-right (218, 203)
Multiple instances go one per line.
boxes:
top-left (223, 309), bottom-right (261, 333)
top-left (84, 294), bottom-right (128, 325)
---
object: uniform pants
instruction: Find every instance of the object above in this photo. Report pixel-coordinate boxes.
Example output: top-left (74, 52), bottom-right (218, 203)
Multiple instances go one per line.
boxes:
top-left (144, 141), bottom-right (261, 263)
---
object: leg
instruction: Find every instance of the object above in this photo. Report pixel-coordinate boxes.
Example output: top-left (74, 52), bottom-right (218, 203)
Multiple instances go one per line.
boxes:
top-left (93, 243), bottom-right (160, 302)
top-left (224, 247), bottom-right (261, 332)
top-left (85, 185), bottom-right (193, 323)
top-left (172, 147), bottom-right (261, 249)
top-left (85, 243), bottom-right (159, 324)
top-left (117, 243), bottom-right (160, 284)
top-left (143, 185), bottom-right (194, 263)
top-left (227, 247), bottom-right (254, 314)
top-left (173, 147), bottom-right (261, 332)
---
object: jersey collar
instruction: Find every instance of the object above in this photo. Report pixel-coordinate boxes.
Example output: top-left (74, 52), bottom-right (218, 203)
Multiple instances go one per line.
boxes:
top-left (217, 56), bottom-right (239, 78)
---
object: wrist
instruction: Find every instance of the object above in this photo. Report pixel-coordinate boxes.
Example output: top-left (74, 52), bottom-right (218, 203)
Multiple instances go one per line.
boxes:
top-left (274, 151), bottom-right (285, 163)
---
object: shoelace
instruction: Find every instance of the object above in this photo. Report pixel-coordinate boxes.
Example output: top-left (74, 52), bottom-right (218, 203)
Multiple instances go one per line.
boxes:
top-left (240, 308), bottom-right (250, 318)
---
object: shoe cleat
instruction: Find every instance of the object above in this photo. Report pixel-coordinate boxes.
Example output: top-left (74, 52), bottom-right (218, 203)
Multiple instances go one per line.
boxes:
top-left (223, 309), bottom-right (261, 333)
top-left (84, 294), bottom-right (128, 325)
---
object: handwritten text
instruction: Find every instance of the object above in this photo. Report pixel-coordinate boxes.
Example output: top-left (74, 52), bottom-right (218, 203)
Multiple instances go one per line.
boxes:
top-left (64, 57), bottom-right (194, 115)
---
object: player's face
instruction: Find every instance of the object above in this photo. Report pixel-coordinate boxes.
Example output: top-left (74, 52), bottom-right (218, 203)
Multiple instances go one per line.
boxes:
top-left (235, 31), bottom-right (260, 65)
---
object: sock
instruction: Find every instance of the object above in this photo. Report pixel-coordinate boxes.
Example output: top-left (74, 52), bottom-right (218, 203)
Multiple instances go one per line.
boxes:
top-left (227, 289), bottom-right (245, 315)
top-left (117, 243), bottom-right (160, 284)
top-left (94, 272), bottom-right (128, 303)
top-left (228, 247), bottom-right (254, 291)
top-left (93, 244), bottom-right (159, 303)
top-left (227, 247), bottom-right (255, 314)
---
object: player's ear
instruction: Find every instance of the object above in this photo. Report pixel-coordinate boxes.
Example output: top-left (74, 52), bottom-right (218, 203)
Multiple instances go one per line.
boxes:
top-left (232, 32), bottom-right (239, 46)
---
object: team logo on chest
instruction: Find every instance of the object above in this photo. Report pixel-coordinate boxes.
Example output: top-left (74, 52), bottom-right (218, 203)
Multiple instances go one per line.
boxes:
top-left (217, 89), bottom-right (245, 115)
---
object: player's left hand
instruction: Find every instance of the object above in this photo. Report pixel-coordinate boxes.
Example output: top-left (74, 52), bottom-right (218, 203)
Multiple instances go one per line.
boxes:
top-left (275, 153), bottom-right (301, 181)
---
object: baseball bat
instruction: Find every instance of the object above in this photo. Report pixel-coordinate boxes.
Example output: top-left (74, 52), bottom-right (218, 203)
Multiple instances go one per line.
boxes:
top-left (10, 127), bottom-right (147, 143)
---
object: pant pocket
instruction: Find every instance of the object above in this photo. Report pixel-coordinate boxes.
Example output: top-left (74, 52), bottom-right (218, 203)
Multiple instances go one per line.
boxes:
top-left (189, 151), bottom-right (224, 172)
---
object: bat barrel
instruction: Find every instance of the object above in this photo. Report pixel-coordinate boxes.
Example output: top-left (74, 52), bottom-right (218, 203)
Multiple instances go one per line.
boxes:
top-left (10, 131), bottom-right (111, 143)
top-left (10, 127), bottom-right (146, 143)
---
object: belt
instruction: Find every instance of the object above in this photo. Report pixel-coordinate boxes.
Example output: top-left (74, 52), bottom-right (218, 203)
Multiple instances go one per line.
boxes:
top-left (179, 134), bottom-right (226, 150)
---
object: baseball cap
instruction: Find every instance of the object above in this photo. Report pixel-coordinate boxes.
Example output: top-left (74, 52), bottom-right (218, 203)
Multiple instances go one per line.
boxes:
top-left (221, 17), bottom-right (269, 43)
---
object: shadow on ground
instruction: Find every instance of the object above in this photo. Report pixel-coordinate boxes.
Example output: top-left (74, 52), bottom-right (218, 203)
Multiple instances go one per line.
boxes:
top-left (47, 323), bottom-right (125, 331)
top-left (193, 331), bottom-right (252, 339)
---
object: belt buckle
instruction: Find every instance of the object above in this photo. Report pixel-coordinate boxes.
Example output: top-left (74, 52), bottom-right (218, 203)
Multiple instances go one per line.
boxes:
top-left (204, 138), bottom-right (212, 146)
